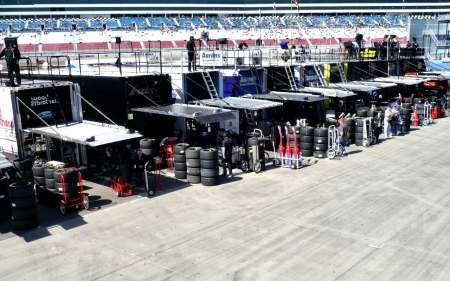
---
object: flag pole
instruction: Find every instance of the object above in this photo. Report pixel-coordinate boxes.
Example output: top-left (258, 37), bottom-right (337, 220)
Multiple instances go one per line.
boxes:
top-left (290, 0), bottom-right (293, 65)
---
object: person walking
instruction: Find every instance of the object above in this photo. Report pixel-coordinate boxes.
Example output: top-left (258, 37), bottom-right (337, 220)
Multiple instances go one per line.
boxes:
top-left (186, 36), bottom-right (197, 72)
top-left (373, 111), bottom-right (383, 142)
top-left (384, 105), bottom-right (393, 138)
top-left (337, 118), bottom-right (348, 155)
top-left (130, 148), bottom-right (148, 186)
top-left (0, 40), bottom-right (21, 86)
top-left (390, 104), bottom-right (399, 136)
top-left (221, 132), bottom-right (234, 178)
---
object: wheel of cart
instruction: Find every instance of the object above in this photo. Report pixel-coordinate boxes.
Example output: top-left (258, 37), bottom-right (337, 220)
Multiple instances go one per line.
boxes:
top-left (240, 145), bottom-right (262, 173)
top-left (327, 125), bottom-right (343, 159)
top-left (58, 167), bottom-right (89, 215)
top-left (423, 101), bottom-right (434, 126)
top-left (144, 157), bottom-right (161, 197)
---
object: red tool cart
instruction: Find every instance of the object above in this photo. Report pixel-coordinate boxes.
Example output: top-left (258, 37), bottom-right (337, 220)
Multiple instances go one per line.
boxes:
top-left (58, 167), bottom-right (89, 215)
top-left (109, 166), bottom-right (132, 197)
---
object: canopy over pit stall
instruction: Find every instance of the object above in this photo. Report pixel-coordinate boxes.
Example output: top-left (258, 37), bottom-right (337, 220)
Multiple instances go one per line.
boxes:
top-left (372, 77), bottom-right (429, 85)
top-left (25, 121), bottom-right (143, 147)
top-left (131, 104), bottom-right (236, 125)
top-left (197, 97), bottom-right (282, 110)
top-left (253, 91), bottom-right (327, 103)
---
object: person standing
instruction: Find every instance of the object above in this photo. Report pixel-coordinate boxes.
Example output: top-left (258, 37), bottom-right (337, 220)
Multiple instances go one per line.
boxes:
top-left (0, 41), bottom-right (21, 86)
top-left (238, 39), bottom-right (248, 50)
top-left (384, 105), bottom-right (393, 138)
top-left (221, 132), bottom-right (234, 178)
top-left (186, 36), bottom-right (197, 72)
top-left (390, 104), bottom-right (399, 136)
top-left (131, 148), bottom-right (148, 186)
top-left (337, 118), bottom-right (348, 155)
top-left (373, 111), bottom-right (383, 143)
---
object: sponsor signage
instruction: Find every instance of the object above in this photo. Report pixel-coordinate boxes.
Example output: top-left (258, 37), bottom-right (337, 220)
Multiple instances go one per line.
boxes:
top-left (200, 51), bottom-right (223, 66)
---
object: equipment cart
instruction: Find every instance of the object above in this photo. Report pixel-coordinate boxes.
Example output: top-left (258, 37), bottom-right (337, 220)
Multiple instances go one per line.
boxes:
top-left (110, 166), bottom-right (132, 197)
top-left (58, 167), bottom-right (89, 215)
top-left (423, 101), bottom-right (434, 126)
top-left (241, 129), bottom-right (265, 173)
top-left (326, 125), bottom-right (344, 159)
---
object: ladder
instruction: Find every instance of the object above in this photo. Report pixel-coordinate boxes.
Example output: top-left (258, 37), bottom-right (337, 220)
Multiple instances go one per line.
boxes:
top-left (284, 64), bottom-right (297, 91)
top-left (200, 71), bottom-right (219, 99)
top-left (244, 109), bottom-right (256, 131)
top-left (313, 64), bottom-right (328, 87)
top-left (43, 85), bottom-right (68, 128)
top-left (250, 67), bottom-right (260, 95)
top-left (337, 63), bottom-right (348, 83)
top-left (143, 77), bottom-right (162, 105)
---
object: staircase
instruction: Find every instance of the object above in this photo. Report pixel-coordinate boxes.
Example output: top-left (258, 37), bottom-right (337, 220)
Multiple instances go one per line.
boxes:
top-left (200, 71), bottom-right (219, 99)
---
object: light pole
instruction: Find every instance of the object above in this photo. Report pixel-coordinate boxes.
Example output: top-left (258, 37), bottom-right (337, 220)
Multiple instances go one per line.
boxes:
top-left (259, 9), bottom-right (262, 46)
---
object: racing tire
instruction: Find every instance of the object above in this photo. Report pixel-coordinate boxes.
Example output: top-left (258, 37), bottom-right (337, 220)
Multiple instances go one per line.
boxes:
top-left (314, 128), bottom-right (328, 137)
top-left (12, 205), bottom-right (38, 220)
top-left (14, 216), bottom-right (39, 230)
top-left (173, 143), bottom-right (190, 155)
top-left (174, 162), bottom-right (187, 171)
top-left (141, 148), bottom-right (158, 156)
top-left (186, 158), bottom-right (200, 168)
top-left (45, 178), bottom-right (56, 190)
top-left (200, 159), bottom-right (219, 169)
top-left (314, 136), bottom-right (328, 143)
top-left (299, 127), bottom-right (314, 136)
top-left (313, 151), bottom-right (327, 158)
top-left (355, 139), bottom-right (363, 146)
top-left (57, 192), bottom-right (81, 200)
top-left (187, 167), bottom-right (201, 175)
top-left (200, 148), bottom-right (219, 160)
top-left (8, 181), bottom-right (34, 198)
top-left (12, 158), bottom-right (34, 171)
top-left (139, 138), bottom-right (157, 149)
top-left (173, 154), bottom-right (186, 163)
top-left (201, 176), bottom-right (220, 186)
top-left (15, 169), bottom-right (33, 179)
top-left (185, 147), bottom-right (202, 159)
top-left (10, 195), bottom-right (36, 209)
top-left (32, 166), bottom-right (45, 177)
top-left (201, 168), bottom-right (219, 177)
top-left (301, 149), bottom-right (313, 157)
top-left (56, 181), bottom-right (79, 193)
top-left (174, 170), bottom-right (187, 179)
top-left (187, 174), bottom-right (201, 184)
top-left (44, 167), bottom-right (56, 179)
top-left (356, 110), bottom-right (367, 117)
top-left (300, 135), bottom-right (314, 142)
top-left (54, 168), bottom-right (79, 183)
top-left (313, 143), bottom-right (328, 151)
top-left (299, 142), bottom-right (313, 150)
top-left (34, 176), bottom-right (46, 187)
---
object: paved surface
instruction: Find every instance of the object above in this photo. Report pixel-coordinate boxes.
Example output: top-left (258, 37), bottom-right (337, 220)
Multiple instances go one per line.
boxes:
top-left (1, 118), bottom-right (450, 280)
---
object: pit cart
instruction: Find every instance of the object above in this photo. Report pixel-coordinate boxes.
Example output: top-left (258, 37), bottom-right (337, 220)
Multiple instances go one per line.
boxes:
top-left (423, 101), bottom-right (434, 126)
top-left (58, 167), bottom-right (89, 215)
top-left (110, 165), bottom-right (132, 197)
top-left (361, 117), bottom-right (376, 147)
top-left (241, 129), bottom-right (265, 173)
top-left (326, 125), bottom-right (344, 159)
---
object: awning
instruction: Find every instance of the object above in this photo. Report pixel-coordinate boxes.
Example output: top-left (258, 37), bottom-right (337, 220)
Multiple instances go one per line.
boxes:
top-left (303, 87), bottom-right (357, 98)
top-left (131, 104), bottom-right (236, 125)
top-left (372, 77), bottom-right (428, 85)
top-left (198, 97), bottom-right (282, 110)
top-left (358, 81), bottom-right (398, 88)
top-left (25, 121), bottom-right (143, 147)
top-left (330, 82), bottom-right (380, 91)
top-left (254, 91), bottom-right (327, 102)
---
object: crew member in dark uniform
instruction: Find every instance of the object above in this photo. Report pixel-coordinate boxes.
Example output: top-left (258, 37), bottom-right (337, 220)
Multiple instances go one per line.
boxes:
top-left (0, 40), bottom-right (21, 86)
top-left (186, 36), bottom-right (197, 72)
top-left (238, 39), bottom-right (248, 50)
top-left (130, 148), bottom-right (148, 186)
top-left (221, 132), bottom-right (234, 178)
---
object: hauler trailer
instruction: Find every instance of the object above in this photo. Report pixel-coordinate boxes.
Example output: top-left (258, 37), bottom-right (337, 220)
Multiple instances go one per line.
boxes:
top-left (2, 81), bottom-right (142, 166)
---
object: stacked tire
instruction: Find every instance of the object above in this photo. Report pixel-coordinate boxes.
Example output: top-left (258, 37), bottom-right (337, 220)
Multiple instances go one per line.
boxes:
top-left (247, 137), bottom-right (266, 171)
top-left (200, 148), bottom-right (220, 186)
top-left (33, 163), bottom-right (47, 204)
top-left (140, 138), bottom-right (158, 171)
top-left (8, 181), bottom-right (39, 230)
top-left (345, 118), bottom-right (355, 145)
top-left (54, 168), bottom-right (81, 203)
top-left (299, 126), bottom-right (314, 157)
top-left (357, 109), bottom-right (367, 118)
top-left (0, 177), bottom-right (12, 222)
top-left (400, 106), bottom-right (412, 133)
top-left (313, 127), bottom-right (328, 158)
top-left (12, 158), bottom-right (34, 183)
top-left (186, 147), bottom-right (202, 184)
top-left (173, 143), bottom-right (190, 179)
top-left (44, 164), bottom-right (62, 207)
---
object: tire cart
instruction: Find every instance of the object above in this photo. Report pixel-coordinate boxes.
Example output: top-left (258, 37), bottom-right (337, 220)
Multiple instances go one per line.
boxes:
top-left (110, 166), bottom-right (132, 197)
top-left (326, 125), bottom-right (344, 159)
top-left (272, 125), bottom-right (302, 169)
top-left (218, 145), bottom-right (245, 171)
top-left (423, 101), bottom-right (434, 126)
top-left (144, 156), bottom-right (162, 197)
top-left (58, 167), bottom-right (89, 215)
top-left (361, 117), bottom-right (376, 147)
top-left (241, 129), bottom-right (265, 173)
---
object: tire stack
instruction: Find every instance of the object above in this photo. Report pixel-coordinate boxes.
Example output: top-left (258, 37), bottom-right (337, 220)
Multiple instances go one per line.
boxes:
top-left (8, 181), bottom-right (39, 230)
top-left (139, 138), bottom-right (158, 171)
top-left (33, 163), bottom-right (47, 205)
top-left (0, 177), bottom-right (12, 222)
top-left (400, 106), bottom-right (412, 133)
top-left (357, 109), bottom-right (367, 118)
top-left (313, 127), bottom-right (328, 158)
top-left (247, 136), bottom-right (266, 171)
top-left (185, 147), bottom-right (202, 184)
top-left (44, 164), bottom-right (61, 207)
top-left (12, 158), bottom-right (34, 183)
top-left (299, 126), bottom-right (314, 157)
top-left (354, 118), bottom-right (369, 146)
top-left (200, 148), bottom-right (220, 186)
top-left (345, 118), bottom-right (355, 145)
top-left (54, 168), bottom-right (80, 202)
top-left (173, 143), bottom-right (190, 179)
